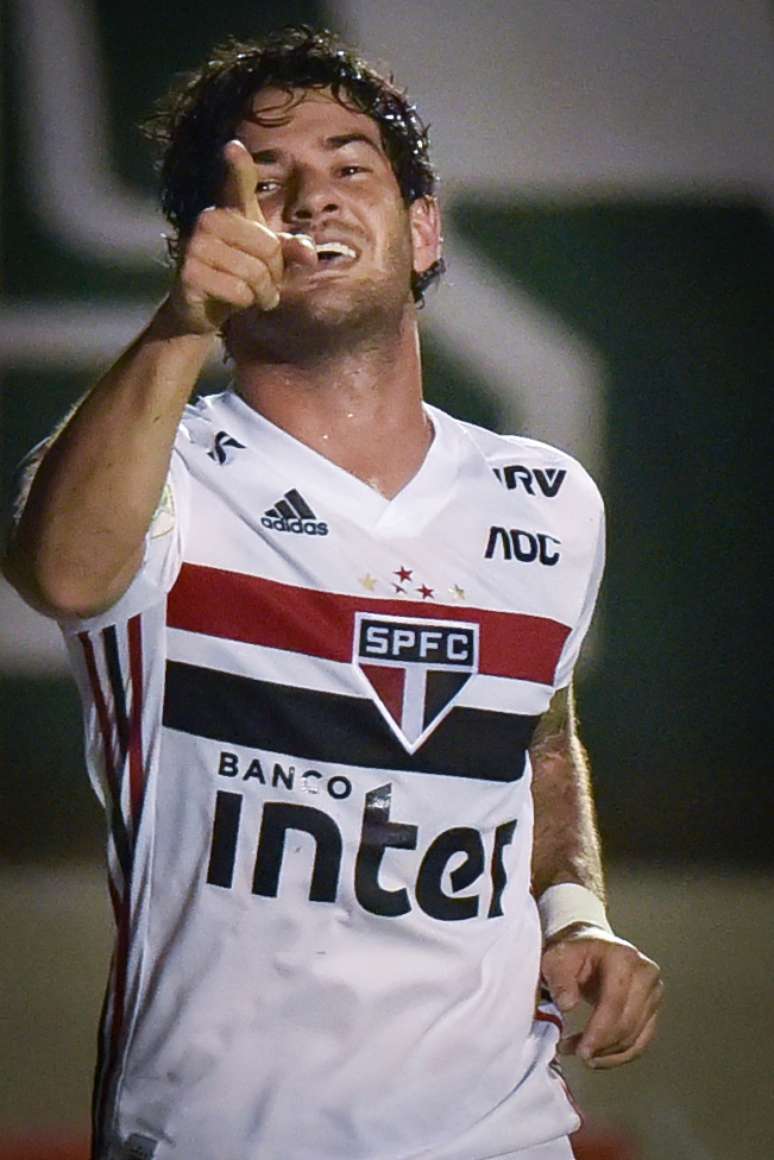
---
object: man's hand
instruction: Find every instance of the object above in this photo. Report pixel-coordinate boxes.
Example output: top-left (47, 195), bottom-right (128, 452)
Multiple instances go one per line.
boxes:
top-left (541, 925), bottom-right (663, 1069)
top-left (167, 139), bottom-right (318, 335)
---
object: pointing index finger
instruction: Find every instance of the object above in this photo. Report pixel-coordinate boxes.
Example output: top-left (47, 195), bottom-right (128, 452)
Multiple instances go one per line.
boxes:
top-left (220, 139), bottom-right (266, 225)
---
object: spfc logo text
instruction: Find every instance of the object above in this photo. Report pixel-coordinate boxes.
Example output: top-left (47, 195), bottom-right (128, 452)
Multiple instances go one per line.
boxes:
top-left (354, 613), bottom-right (479, 753)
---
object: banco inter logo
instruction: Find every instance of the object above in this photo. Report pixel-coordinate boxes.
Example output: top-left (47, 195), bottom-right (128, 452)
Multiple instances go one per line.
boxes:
top-left (261, 489), bottom-right (329, 536)
top-left (354, 613), bottom-right (479, 752)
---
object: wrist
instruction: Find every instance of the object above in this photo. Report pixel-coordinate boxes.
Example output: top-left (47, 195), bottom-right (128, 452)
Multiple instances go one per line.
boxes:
top-left (152, 295), bottom-right (221, 342)
top-left (537, 883), bottom-right (612, 943)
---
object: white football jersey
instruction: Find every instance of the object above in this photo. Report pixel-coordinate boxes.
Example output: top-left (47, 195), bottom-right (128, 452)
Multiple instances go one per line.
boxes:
top-left (60, 391), bottom-right (604, 1160)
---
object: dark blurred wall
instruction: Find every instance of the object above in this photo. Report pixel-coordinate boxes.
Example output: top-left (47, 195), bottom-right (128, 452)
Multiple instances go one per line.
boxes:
top-left (454, 198), bottom-right (773, 863)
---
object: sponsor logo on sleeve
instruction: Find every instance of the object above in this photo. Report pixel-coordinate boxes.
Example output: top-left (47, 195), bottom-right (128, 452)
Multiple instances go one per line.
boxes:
top-left (208, 430), bottom-right (245, 465)
top-left (149, 482), bottom-right (175, 539)
top-left (493, 464), bottom-right (566, 497)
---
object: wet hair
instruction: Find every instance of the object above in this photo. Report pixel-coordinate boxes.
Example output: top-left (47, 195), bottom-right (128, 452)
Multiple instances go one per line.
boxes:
top-left (142, 25), bottom-right (444, 304)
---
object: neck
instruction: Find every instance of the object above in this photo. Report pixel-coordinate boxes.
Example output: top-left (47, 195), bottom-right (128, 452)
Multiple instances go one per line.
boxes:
top-left (233, 307), bottom-right (432, 498)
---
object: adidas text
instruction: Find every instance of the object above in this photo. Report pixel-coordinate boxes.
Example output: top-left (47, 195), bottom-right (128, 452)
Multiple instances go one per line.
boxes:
top-left (261, 515), bottom-right (329, 536)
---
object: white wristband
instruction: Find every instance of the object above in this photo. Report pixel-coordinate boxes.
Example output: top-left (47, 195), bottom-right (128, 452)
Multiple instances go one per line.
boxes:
top-left (537, 883), bottom-right (613, 941)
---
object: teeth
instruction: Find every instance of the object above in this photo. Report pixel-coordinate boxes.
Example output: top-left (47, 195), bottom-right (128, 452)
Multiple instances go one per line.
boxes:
top-left (315, 241), bottom-right (356, 260)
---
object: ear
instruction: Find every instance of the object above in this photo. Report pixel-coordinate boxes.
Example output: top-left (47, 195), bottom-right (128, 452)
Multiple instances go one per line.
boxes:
top-left (409, 197), bottom-right (443, 277)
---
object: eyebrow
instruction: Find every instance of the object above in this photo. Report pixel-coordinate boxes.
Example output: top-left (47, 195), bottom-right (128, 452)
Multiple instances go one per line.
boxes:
top-left (250, 133), bottom-right (384, 165)
top-left (325, 133), bottom-right (383, 156)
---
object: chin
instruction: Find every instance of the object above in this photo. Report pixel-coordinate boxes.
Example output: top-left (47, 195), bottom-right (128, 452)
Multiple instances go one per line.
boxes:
top-left (230, 279), bottom-right (410, 360)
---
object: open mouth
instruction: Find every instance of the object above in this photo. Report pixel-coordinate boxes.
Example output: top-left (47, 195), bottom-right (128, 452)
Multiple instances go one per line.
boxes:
top-left (314, 241), bottom-right (358, 266)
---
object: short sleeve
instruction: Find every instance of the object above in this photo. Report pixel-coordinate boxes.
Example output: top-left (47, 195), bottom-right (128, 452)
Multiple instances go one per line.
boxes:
top-left (552, 501), bottom-right (605, 689)
top-left (56, 442), bottom-right (191, 636)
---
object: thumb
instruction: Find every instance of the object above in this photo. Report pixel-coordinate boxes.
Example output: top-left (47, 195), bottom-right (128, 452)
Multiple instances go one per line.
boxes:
top-left (548, 980), bottom-right (581, 1013)
top-left (542, 948), bottom-right (583, 1012)
top-left (277, 232), bottom-right (319, 269)
top-left (220, 139), bottom-right (266, 223)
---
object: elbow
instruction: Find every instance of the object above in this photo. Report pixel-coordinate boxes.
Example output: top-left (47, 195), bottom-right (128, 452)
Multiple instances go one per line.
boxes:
top-left (3, 549), bottom-right (81, 618)
top-left (2, 544), bottom-right (131, 620)
top-left (2, 550), bottom-right (61, 618)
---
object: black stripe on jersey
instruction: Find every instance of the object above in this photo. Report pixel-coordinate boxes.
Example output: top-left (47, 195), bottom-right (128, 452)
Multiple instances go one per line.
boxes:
top-left (108, 801), bottom-right (132, 885)
top-left (101, 626), bottom-right (135, 880)
top-left (103, 625), bottom-right (129, 762)
top-left (163, 662), bottom-right (538, 782)
top-left (90, 977), bottom-right (111, 1160)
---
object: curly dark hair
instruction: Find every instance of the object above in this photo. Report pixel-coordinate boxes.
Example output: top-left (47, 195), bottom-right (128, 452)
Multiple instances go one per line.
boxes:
top-left (142, 25), bottom-right (445, 304)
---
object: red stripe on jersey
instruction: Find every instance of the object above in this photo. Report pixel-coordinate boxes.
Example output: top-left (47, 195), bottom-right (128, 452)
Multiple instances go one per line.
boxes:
top-left (535, 1009), bottom-right (563, 1032)
top-left (78, 632), bottom-right (119, 802)
top-left (112, 894), bottom-right (130, 1055)
top-left (80, 628), bottom-right (139, 1153)
top-left (167, 563), bottom-right (570, 685)
top-left (107, 872), bottom-right (122, 929)
top-left (127, 615), bottom-right (145, 825)
top-left (94, 891), bottom-right (131, 1154)
top-left (93, 873), bottom-right (129, 1156)
top-left (80, 631), bottom-right (132, 879)
top-left (535, 1008), bottom-right (584, 1124)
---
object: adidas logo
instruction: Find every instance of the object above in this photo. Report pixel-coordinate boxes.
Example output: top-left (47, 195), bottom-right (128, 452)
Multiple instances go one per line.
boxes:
top-left (261, 489), bottom-right (329, 536)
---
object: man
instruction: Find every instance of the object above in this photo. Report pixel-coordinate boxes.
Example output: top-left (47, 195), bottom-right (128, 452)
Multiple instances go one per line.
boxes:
top-left (4, 26), bottom-right (662, 1160)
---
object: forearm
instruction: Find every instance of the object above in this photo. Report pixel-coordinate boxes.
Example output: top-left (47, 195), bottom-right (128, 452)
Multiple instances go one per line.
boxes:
top-left (533, 688), bottom-right (663, 1064)
top-left (4, 299), bottom-right (214, 617)
top-left (529, 684), bottom-right (605, 902)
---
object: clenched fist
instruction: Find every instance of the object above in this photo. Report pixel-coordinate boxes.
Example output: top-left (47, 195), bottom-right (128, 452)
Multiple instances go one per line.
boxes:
top-left (541, 926), bottom-right (663, 1068)
top-left (167, 139), bottom-right (318, 335)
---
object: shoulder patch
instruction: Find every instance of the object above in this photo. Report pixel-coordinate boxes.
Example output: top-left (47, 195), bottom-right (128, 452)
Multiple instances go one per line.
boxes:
top-left (150, 482), bottom-right (175, 539)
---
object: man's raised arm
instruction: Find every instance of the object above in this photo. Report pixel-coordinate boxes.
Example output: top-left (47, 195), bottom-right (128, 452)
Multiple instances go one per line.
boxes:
top-left (530, 684), bottom-right (664, 1068)
top-left (3, 142), bottom-right (312, 619)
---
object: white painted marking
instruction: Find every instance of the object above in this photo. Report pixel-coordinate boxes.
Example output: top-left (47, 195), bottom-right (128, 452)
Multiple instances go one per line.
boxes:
top-left (427, 226), bottom-right (606, 482)
top-left (17, 0), bottom-right (164, 263)
top-left (0, 303), bottom-right (224, 368)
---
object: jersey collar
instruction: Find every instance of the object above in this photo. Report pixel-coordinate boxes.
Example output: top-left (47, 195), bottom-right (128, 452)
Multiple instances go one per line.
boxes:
top-left (204, 389), bottom-right (467, 533)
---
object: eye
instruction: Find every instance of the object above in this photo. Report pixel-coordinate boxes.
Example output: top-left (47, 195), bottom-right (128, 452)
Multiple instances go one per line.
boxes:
top-left (338, 165), bottom-right (369, 177)
top-left (255, 179), bottom-right (282, 194)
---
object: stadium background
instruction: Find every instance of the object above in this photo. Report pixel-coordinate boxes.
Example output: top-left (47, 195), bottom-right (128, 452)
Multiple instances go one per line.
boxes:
top-left (1, 1), bottom-right (771, 1157)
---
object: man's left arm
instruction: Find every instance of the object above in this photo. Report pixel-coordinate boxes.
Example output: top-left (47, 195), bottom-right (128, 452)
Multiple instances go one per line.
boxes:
top-left (530, 684), bottom-right (664, 1068)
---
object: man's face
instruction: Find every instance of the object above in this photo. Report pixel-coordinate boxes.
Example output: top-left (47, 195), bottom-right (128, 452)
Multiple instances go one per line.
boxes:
top-left (228, 86), bottom-right (439, 354)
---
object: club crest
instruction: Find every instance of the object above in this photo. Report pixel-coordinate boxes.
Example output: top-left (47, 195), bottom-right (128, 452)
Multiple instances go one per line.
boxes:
top-left (353, 612), bottom-right (479, 752)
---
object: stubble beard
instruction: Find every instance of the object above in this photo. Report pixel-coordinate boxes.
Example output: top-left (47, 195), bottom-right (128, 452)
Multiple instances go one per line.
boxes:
top-left (226, 235), bottom-right (415, 368)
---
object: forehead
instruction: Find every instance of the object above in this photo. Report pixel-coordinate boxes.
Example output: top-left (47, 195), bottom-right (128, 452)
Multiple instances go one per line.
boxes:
top-left (238, 86), bottom-right (385, 152)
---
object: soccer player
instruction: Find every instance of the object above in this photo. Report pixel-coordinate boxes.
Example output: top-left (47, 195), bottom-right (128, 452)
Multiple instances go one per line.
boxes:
top-left (4, 26), bottom-right (662, 1160)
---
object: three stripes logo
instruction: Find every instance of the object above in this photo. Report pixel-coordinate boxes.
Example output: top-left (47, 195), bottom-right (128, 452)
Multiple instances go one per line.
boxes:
top-left (261, 489), bottom-right (329, 536)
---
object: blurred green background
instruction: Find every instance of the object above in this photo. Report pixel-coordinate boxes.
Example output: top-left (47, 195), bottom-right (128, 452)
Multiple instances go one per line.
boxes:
top-left (2, 0), bottom-right (771, 867)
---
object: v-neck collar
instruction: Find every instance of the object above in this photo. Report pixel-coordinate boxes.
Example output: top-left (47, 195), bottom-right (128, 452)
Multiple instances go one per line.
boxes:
top-left (206, 390), bottom-right (465, 533)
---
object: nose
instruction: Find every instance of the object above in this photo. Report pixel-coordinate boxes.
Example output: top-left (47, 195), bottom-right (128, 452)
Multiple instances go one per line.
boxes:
top-left (282, 166), bottom-right (339, 224)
